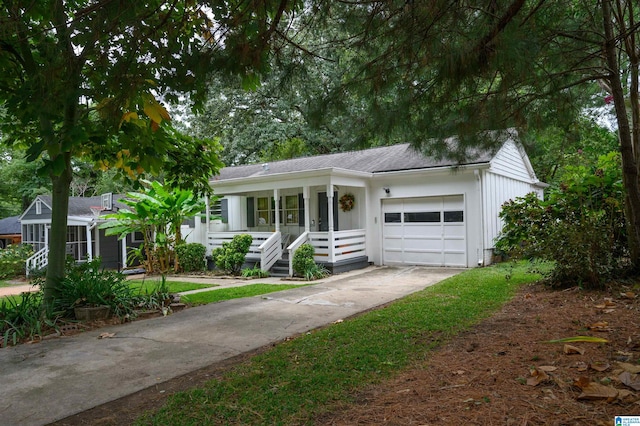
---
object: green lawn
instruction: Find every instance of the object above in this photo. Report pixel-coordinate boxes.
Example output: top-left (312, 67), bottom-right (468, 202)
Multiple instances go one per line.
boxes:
top-left (181, 283), bottom-right (307, 306)
top-left (127, 279), bottom-right (218, 294)
top-left (136, 262), bottom-right (542, 425)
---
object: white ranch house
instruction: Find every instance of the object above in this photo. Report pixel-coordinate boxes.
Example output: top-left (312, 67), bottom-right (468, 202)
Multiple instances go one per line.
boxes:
top-left (187, 132), bottom-right (545, 275)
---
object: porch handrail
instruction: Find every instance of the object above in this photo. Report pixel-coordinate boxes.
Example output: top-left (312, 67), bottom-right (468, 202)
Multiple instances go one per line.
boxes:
top-left (287, 232), bottom-right (309, 277)
top-left (26, 247), bottom-right (49, 277)
top-left (258, 231), bottom-right (281, 272)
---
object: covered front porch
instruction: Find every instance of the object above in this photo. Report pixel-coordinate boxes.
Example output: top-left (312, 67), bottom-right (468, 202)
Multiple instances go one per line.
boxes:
top-left (201, 178), bottom-right (371, 276)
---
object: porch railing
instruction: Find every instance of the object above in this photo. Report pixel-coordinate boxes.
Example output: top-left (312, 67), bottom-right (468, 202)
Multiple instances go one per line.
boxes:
top-left (26, 247), bottom-right (49, 276)
top-left (258, 232), bottom-right (282, 272)
top-left (309, 229), bottom-right (366, 264)
top-left (207, 232), bottom-right (281, 271)
top-left (287, 232), bottom-right (309, 277)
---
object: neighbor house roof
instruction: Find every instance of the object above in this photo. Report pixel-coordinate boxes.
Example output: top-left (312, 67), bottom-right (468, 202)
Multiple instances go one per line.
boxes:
top-left (213, 142), bottom-right (495, 182)
top-left (0, 216), bottom-right (21, 236)
top-left (36, 194), bottom-right (129, 217)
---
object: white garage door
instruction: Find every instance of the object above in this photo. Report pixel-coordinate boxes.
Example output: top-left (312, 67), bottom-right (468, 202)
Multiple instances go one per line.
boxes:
top-left (382, 195), bottom-right (466, 267)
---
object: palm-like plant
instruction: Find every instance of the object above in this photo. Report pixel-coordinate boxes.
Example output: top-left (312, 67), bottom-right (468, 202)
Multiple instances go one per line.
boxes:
top-left (100, 181), bottom-right (211, 273)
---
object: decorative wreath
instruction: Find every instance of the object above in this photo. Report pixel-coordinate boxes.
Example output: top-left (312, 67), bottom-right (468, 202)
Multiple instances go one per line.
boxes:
top-left (339, 193), bottom-right (355, 212)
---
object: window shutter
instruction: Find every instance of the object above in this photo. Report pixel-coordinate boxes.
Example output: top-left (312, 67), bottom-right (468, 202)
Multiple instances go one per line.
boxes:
top-left (298, 193), bottom-right (305, 226)
top-left (246, 197), bottom-right (255, 227)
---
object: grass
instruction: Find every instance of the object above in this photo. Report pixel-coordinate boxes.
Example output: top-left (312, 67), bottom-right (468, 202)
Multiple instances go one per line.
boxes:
top-left (181, 283), bottom-right (307, 306)
top-left (136, 262), bottom-right (542, 425)
top-left (127, 279), bottom-right (218, 294)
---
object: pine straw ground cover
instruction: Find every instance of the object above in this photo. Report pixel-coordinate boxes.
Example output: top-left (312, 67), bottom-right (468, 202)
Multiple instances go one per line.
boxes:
top-left (317, 282), bottom-right (640, 426)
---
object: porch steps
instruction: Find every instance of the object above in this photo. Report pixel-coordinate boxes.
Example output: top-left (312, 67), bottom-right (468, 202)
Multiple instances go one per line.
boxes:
top-left (269, 253), bottom-right (290, 277)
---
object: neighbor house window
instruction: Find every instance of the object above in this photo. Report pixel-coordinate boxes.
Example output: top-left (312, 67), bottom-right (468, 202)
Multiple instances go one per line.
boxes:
top-left (35, 200), bottom-right (42, 215)
top-left (284, 195), bottom-right (299, 225)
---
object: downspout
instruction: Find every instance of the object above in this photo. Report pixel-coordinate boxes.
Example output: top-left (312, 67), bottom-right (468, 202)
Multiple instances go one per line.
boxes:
top-left (475, 170), bottom-right (485, 266)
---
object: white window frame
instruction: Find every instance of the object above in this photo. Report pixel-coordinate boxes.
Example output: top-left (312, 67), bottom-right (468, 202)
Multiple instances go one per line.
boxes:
top-left (284, 195), bottom-right (299, 225)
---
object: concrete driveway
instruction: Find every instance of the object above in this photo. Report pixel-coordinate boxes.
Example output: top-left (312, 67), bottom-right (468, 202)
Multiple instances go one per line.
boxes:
top-left (0, 265), bottom-right (461, 426)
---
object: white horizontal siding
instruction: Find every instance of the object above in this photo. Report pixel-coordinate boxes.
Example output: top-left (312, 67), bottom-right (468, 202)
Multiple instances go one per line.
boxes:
top-left (490, 140), bottom-right (533, 182)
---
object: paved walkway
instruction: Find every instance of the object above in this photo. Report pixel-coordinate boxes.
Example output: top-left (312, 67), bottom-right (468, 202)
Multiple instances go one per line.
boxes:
top-left (0, 266), bottom-right (461, 426)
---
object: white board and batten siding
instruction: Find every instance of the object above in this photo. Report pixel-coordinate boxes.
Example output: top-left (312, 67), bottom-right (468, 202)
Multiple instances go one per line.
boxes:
top-left (482, 139), bottom-right (544, 261)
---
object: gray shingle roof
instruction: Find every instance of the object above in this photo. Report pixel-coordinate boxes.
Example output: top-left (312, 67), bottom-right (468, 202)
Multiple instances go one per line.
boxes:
top-left (38, 194), bottom-right (129, 217)
top-left (213, 143), bottom-right (493, 181)
top-left (0, 216), bottom-right (21, 235)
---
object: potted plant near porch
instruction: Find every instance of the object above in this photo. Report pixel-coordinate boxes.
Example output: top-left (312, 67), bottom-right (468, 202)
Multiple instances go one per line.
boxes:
top-left (54, 258), bottom-right (134, 321)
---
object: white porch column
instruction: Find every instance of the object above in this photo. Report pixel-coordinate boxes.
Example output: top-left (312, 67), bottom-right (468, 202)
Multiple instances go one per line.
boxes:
top-left (303, 186), bottom-right (310, 233)
top-left (86, 224), bottom-right (93, 261)
top-left (326, 184), bottom-right (335, 262)
top-left (121, 237), bottom-right (127, 269)
top-left (273, 189), bottom-right (280, 232)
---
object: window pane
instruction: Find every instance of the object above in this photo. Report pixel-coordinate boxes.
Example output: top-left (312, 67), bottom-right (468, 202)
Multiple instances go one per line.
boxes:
top-left (405, 212), bottom-right (440, 223)
top-left (384, 213), bottom-right (401, 223)
top-left (444, 211), bottom-right (464, 222)
top-left (285, 195), bottom-right (298, 209)
top-left (257, 211), bottom-right (269, 225)
top-left (257, 197), bottom-right (269, 210)
top-left (286, 211), bottom-right (299, 225)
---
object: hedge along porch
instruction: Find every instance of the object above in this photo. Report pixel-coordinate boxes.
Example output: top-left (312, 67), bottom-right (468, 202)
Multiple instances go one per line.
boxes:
top-left (189, 131), bottom-right (546, 276)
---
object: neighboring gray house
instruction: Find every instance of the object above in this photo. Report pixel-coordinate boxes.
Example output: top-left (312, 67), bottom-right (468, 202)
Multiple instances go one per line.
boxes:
top-left (20, 193), bottom-right (142, 271)
top-left (187, 131), bottom-right (546, 275)
top-left (0, 215), bottom-right (21, 248)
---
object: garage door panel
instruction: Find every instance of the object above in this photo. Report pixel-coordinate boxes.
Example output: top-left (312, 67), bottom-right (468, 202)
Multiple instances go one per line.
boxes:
top-left (382, 195), bottom-right (467, 267)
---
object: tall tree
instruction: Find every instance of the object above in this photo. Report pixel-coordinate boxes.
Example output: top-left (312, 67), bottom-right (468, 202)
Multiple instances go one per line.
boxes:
top-left (303, 0), bottom-right (640, 268)
top-left (0, 0), bottom-right (295, 302)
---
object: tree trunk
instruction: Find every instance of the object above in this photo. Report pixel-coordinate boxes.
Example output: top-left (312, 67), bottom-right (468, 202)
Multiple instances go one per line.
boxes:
top-left (602, 0), bottom-right (640, 266)
top-left (43, 153), bottom-right (73, 305)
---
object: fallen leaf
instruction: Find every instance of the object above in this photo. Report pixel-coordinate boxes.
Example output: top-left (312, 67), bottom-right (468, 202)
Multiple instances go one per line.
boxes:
top-left (588, 321), bottom-right (612, 332)
top-left (621, 291), bottom-right (636, 299)
top-left (574, 361), bottom-right (588, 372)
top-left (332, 319), bottom-right (343, 324)
top-left (545, 336), bottom-right (608, 344)
top-left (538, 366), bottom-right (558, 372)
top-left (98, 332), bottom-right (115, 339)
top-left (617, 362), bottom-right (640, 374)
top-left (590, 362), bottom-right (611, 372)
top-left (594, 298), bottom-right (617, 309)
top-left (574, 378), bottom-right (619, 400)
top-left (527, 367), bottom-right (549, 386)
top-left (564, 344), bottom-right (585, 355)
top-left (616, 388), bottom-right (637, 403)
top-left (620, 371), bottom-right (640, 391)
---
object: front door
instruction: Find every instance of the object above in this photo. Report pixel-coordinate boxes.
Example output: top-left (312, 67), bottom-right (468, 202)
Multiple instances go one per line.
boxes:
top-left (318, 191), bottom-right (339, 232)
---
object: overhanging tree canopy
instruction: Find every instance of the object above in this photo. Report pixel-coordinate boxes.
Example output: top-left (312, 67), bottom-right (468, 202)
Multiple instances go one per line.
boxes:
top-left (0, 0), bottom-right (296, 302)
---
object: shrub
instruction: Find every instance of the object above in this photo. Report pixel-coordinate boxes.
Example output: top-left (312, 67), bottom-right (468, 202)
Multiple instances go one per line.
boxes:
top-left (495, 151), bottom-right (626, 288)
top-left (176, 243), bottom-right (207, 272)
top-left (0, 244), bottom-right (34, 279)
top-left (241, 265), bottom-right (270, 278)
top-left (211, 234), bottom-right (253, 275)
top-left (53, 258), bottom-right (135, 319)
top-left (292, 244), bottom-right (329, 280)
top-left (0, 289), bottom-right (62, 347)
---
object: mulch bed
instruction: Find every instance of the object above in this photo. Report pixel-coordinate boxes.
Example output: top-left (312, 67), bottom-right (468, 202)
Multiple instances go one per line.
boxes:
top-left (316, 282), bottom-right (640, 425)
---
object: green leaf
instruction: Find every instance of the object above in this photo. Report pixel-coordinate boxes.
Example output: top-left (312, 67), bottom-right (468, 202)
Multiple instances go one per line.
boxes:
top-left (544, 336), bottom-right (608, 344)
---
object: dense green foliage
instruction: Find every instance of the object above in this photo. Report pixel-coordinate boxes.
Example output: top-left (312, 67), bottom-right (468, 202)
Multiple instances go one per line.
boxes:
top-left (101, 181), bottom-right (206, 274)
top-left (496, 152), bottom-right (625, 288)
top-left (138, 263), bottom-right (541, 425)
top-left (0, 0), bottom-right (295, 302)
top-left (211, 234), bottom-right (253, 275)
top-left (292, 243), bottom-right (328, 280)
top-left (175, 243), bottom-right (207, 273)
top-left (53, 259), bottom-right (135, 319)
top-left (0, 244), bottom-right (33, 279)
